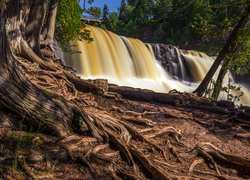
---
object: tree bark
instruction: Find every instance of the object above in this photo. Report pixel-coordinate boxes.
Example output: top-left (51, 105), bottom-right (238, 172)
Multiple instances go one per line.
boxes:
top-left (211, 60), bottom-right (229, 100)
top-left (25, 0), bottom-right (48, 56)
top-left (193, 5), bottom-right (250, 96)
top-left (0, 0), bottom-right (74, 137)
top-left (41, 0), bottom-right (58, 44)
top-left (212, 40), bottom-right (243, 100)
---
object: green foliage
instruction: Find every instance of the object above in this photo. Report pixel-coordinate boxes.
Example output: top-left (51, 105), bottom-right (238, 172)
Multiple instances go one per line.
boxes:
top-left (204, 78), bottom-right (244, 103)
top-left (230, 25), bottom-right (250, 75)
top-left (56, 0), bottom-right (83, 50)
top-left (118, 0), bottom-right (127, 22)
top-left (129, 0), bottom-right (155, 23)
top-left (102, 4), bottom-right (109, 22)
top-left (101, 4), bottom-right (110, 29)
top-left (109, 12), bottom-right (119, 30)
top-left (188, 0), bottom-right (212, 39)
top-left (117, 2), bottom-right (138, 35)
top-left (78, 28), bottom-right (93, 43)
top-left (199, 40), bottom-right (224, 56)
top-left (222, 78), bottom-right (244, 102)
top-left (56, 0), bottom-right (93, 51)
top-left (88, 7), bottom-right (101, 18)
top-left (100, 0), bottom-right (248, 56)
top-left (105, 12), bottom-right (119, 32)
top-left (154, 0), bottom-right (172, 21)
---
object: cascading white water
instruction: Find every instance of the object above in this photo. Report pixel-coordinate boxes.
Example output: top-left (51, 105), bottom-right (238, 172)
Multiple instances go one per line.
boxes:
top-left (62, 26), bottom-right (250, 105)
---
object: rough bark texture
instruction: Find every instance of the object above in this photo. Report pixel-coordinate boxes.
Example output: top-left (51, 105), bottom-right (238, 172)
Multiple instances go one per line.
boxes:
top-left (194, 5), bottom-right (250, 96)
top-left (211, 60), bottom-right (230, 100)
top-left (212, 39), bottom-right (244, 100)
top-left (0, 0), bottom-right (250, 179)
top-left (0, 0), bottom-right (76, 137)
top-left (41, 0), bottom-right (58, 44)
top-left (25, 0), bottom-right (47, 55)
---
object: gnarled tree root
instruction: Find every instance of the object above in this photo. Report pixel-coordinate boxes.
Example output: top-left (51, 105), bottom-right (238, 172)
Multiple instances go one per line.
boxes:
top-left (194, 142), bottom-right (250, 168)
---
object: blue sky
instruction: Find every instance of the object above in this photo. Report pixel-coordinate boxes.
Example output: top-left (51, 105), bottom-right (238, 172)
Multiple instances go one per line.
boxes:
top-left (80, 0), bottom-right (121, 12)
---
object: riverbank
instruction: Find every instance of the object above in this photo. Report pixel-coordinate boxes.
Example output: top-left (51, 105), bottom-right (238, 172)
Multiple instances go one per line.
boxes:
top-left (1, 80), bottom-right (250, 179)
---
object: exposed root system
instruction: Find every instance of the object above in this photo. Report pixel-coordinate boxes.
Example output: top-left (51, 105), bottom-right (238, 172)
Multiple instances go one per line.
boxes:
top-left (0, 43), bottom-right (250, 179)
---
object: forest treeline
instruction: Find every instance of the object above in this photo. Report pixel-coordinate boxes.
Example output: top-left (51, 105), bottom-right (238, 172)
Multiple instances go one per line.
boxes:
top-left (53, 0), bottom-right (249, 99)
top-left (85, 0), bottom-right (249, 56)
top-left (82, 0), bottom-right (250, 100)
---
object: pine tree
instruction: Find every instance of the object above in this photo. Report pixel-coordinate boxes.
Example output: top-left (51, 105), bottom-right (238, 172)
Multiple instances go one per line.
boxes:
top-left (102, 4), bottom-right (110, 28)
top-left (119, 0), bottom-right (127, 22)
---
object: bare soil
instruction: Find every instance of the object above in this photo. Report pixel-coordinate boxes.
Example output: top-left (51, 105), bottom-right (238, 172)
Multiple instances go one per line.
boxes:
top-left (1, 83), bottom-right (249, 179)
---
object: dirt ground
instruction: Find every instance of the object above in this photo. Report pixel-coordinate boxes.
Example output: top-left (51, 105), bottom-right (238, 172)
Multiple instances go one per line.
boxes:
top-left (0, 83), bottom-right (250, 179)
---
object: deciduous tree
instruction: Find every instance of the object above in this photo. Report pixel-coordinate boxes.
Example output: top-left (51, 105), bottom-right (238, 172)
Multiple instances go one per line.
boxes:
top-left (193, 5), bottom-right (250, 96)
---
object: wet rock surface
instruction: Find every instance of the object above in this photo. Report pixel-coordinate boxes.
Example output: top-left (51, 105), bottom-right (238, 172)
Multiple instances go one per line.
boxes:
top-left (150, 43), bottom-right (195, 81)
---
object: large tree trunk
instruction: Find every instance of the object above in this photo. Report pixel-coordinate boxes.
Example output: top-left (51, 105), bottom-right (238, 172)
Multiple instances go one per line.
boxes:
top-left (211, 42), bottom-right (240, 100)
top-left (211, 38), bottom-right (244, 100)
top-left (41, 0), bottom-right (58, 44)
top-left (0, 0), bottom-right (75, 137)
top-left (193, 5), bottom-right (250, 96)
top-left (25, 0), bottom-right (48, 56)
top-left (211, 60), bottom-right (230, 100)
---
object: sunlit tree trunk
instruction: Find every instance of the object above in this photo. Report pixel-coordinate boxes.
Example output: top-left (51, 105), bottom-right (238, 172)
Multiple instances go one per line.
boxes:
top-left (42, 0), bottom-right (58, 44)
top-left (193, 5), bottom-right (250, 97)
top-left (211, 61), bottom-right (230, 100)
top-left (211, 41), bottom-right (242, 100)
top-left (0, 0), bottom-right (75, 137)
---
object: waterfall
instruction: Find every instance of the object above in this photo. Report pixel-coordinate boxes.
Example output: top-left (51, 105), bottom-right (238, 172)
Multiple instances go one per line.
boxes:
top-left (62, 26), bottom-right (250, 105)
